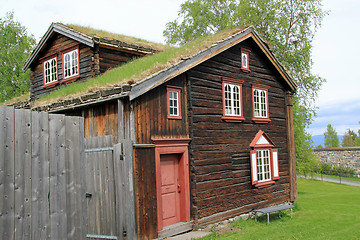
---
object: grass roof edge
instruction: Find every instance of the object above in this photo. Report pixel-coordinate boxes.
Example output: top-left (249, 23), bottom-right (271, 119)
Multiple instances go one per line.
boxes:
top-left (61, 23), bottom-right (170, 52)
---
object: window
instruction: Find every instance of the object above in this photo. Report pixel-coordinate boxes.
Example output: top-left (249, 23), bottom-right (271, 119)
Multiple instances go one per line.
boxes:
top-left (252, 84), bottom-right (270, 123)
top-left (256, 149), bottom-right (271, 182)
top-left (43, 56), bottom-right (58, 86)
top-left (250, 131), bottom-right (279, 188)
top-left (167, 86), bottom-right (182, 119)
top-left (222, 77), bottom-right (244, 122)
top-left (241, 48), bottom-right (251, 72)
top-left (62, 47), bottom-right (79, 82)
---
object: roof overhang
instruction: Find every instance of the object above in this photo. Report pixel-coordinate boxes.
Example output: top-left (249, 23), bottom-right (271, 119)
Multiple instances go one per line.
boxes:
top-left (23, 23), bottom-right (94, 71)
top-left (130, 27), bottom-right (296, 101)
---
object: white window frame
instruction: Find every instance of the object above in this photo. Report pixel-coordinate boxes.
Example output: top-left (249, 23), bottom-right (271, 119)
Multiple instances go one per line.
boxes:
top-left (167, 86), bottom-right (182, 119)
top-left (253, 88), bottom-right (268, 118)
top-left (169, 90), bottom-right (179, 117)
top-left (43, 57), bottom-right (58, 85)
top-left (224, 83), bottom-right (241, 116)
top-left (240, 48), bottom-right (251, 72)
top-left (63, 48), bottom-right (79, 79)
top-left (256, 149), bottom-right (271, 182)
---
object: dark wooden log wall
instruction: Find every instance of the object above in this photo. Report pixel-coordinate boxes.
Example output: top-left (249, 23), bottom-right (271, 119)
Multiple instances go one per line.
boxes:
top-left (133, 146), bottom-right (158, 240)
top-left (187, 38), bottom-right (293, 223)
top-left (134, 74), bottom-right (189, 144)
top-left (82, 101), bottom-right (119, 144)
top-left (98, 46), bottom-right (142, 73)
top-left (30, 33), bottom-right (93, 99)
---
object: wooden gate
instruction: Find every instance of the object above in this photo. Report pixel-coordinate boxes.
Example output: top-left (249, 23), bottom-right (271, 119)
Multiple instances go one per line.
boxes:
top-left (84, 136), bottom-right (137, 240)
top-left (84, 136), bottom-right (117, 239)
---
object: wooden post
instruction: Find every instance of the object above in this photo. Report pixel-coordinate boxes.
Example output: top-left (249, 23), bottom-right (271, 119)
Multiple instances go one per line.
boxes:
top-left (286, 92), bottom-right (297, 201)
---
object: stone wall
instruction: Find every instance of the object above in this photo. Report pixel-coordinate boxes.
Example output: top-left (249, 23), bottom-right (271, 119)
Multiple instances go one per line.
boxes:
top-left (314, 147), bottom-right (360, 176)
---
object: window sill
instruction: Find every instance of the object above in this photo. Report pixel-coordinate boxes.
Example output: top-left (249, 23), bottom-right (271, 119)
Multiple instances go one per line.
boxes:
top-left (168, 116), bottom-right (182, 120)
top-left (42, 81), bottom-right (58, 89)
top-left (222, 116), bottom-right (245, 122)
top-left (252, 118), bottom-right (271, 123)
top-left (255, 181), bottom-right (275, 189)
top-left (241, 68), bottom-right (251, 73)
top-left (62, 75), bottom-right (80, 84)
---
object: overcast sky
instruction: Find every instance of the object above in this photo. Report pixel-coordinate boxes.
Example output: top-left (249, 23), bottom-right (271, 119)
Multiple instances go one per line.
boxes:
top-left (1, 0), bottom-right (359, 137)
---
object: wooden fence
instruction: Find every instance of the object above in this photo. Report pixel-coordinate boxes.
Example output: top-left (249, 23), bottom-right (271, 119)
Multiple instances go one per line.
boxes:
top-left (0, 106), bottom-right (136, 240)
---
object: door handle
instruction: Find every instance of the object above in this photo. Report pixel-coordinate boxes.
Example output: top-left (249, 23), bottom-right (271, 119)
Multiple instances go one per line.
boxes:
top-left (177, 184), bottom-right (181, 193)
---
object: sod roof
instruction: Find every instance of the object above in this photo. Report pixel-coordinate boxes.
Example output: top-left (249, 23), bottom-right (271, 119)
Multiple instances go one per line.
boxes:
top-left (15, 26), bottom-right (296, 111)
top-left (24, 23), bottom-right (169, 71)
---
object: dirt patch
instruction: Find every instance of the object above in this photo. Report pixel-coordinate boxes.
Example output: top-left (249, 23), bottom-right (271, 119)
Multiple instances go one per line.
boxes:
top-left (215, 226), bottom-right (242, 235)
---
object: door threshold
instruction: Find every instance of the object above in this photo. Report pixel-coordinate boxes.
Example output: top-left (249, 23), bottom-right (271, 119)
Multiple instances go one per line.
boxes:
top-left (158, 221), bottom-right (193, 239)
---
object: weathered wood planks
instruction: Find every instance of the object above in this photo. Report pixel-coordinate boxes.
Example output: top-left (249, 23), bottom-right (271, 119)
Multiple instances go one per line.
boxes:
top-left (0, 106), bottom-right (86, 240)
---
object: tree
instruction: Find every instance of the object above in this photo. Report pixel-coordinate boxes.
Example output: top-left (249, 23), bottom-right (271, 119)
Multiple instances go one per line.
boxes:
top-left (164, 0), bottom-right (327, 174)
top-left (0, 11), bottom-right (36, 102)
top-left (324, 124), bottom-right (339, 148)
top-left (342, 129), bottom-right (357, 147)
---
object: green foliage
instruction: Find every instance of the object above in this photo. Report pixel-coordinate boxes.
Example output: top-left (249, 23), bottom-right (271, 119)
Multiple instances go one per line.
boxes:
top-left (199, 179), bottom-right (360, 240)
top-left (315, 162), bottom-right (355, 178)
top-left (323, 124), bottom-right (339, 148)
top-left (316, 144), bottom-right (323, 148)
top-left (293, 97), bottom-right (318, 177)
top-left (0, 11), bottom-right (36, 102)
top-left (164, 0), bottom-right (328, 176)
top-left (342, 128), bottom-right (357, 147)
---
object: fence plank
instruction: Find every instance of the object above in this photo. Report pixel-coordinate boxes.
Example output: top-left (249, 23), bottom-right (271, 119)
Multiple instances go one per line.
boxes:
top-left (32, 111), bottom-right (50, 240)
top-left (0, 107), bottom-right (15, 240)
top-left (14, 109), bottom-right (32, 240)
top-left (49, 113), bottom-right (67, 240)
top-left (114, 143), bottom-right (125, 239)
top-left (124, 140), bottom-right (137, 240)
top-left (66, 116), bottom-right (85, 239)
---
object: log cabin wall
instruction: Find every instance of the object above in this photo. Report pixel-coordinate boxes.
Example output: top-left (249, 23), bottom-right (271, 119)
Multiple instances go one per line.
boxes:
top-left (187, 38), bottom-right (292, 224)
top-left (82, 101), bottom-right (119, 144)
top-left (60, 101), bottom-right (119, 144)
top-left (132, 74), bottom-right (189, 238)
top-left (98, 46), bottom-right (143, 73)
top-left (30, 33), bottom-right (94, 99)
top-left (134, 74), bottom-right (189, 144)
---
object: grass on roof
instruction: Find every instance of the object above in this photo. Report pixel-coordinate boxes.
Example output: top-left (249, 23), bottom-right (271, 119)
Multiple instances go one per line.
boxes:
top-left (63, 24), bottom-right (170, 52)
top-left (0, 92), bottom-right (30, 106)
top-left (35, 28), bottom-right (245, 106)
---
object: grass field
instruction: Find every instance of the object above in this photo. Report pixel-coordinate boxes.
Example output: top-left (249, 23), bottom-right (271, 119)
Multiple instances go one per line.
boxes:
top-left (198, 178), bottom-right (360, 240)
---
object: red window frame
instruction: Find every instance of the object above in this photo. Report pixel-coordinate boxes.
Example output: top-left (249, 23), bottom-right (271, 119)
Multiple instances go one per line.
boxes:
top-left (250, 130), bottom-right (279, 188)
top-left (42, 54), bottom-right (59, 89)
top-left (241, 48), bottom-right (251, 72)
top-left (251, 83), bottom-right (271, 123)
top-left (61, 45), bottom-right (80, 84)
top-left (221, 77), bottom-right (245, 122)
top-left (167, 86), bottom-right (182, 119)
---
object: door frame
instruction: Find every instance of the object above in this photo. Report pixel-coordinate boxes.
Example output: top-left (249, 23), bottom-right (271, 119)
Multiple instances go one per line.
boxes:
top-left (152, 138), bottom-right (191, 231)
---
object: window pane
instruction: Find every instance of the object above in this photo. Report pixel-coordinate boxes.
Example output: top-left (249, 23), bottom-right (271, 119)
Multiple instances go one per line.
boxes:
top-left (224, 83), bottom-right (241, 116)
top-left (64, 49), bottom-right (79, 79)
top-left (169, 90), bottom-right (179, 116)
top-left (254, 88), bottom-right (267, 118)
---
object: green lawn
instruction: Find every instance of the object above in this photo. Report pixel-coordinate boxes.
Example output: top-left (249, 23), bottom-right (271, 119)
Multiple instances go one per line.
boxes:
top-left (198, 178), bottom-right (360, 240)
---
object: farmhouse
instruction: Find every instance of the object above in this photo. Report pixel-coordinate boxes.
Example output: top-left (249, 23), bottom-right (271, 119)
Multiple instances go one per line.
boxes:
top-left (22, 24), bottom-right (297, 239)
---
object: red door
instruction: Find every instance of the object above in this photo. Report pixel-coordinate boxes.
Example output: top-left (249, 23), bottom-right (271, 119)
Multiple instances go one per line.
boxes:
top-left (160, 154), bottom-right (181, 227)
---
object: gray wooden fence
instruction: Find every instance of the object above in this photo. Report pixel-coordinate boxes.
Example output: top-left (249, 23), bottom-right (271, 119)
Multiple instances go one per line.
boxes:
top-left (0, 106), bottom-right (136, 240)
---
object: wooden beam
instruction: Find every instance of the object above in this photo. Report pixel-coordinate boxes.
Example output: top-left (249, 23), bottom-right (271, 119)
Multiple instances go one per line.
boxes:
top-left (286, 93), bottom-right (297, 201)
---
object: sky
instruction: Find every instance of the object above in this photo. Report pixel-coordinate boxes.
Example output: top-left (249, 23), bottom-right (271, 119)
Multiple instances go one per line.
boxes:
top-left (1, 0), bottom-right (359, 138)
